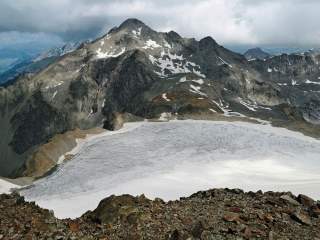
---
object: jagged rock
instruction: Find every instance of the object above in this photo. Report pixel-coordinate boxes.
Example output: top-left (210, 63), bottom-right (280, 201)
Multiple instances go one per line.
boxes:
top-left (264, 213), bottom-right (274, 223)
top-left (297, 194), bottom-right (315, 207)
top-left (268, 231), bottom-right (274, 240)
top-left (86, 194), bottom-right (150, 224)
top-left (200, 230), bottom-right (215, 240)
top-left (168, 229), bottom-right (180, 240)
top-left (227, 188), bottom-right (244, 194)
top-left (223, 212), bottom-right (242, 224)
top-left (191, 221), bottom-right (204, 238)
top-left (103, 112), bottom-right (124, 130)
top-left (291, 210), bottom-right (312, 226)
top-left (280, 195), bottom-right (301, 206)
top-left (243, 226), bottom-right (252, 239)
top-left (310, 206), bottom-right (320, 217)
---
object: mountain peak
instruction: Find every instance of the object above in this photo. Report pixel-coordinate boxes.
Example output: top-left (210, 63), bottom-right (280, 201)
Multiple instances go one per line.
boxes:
top-left (251, 47), bottom-right (262, 51)
top-left (107, 18), bottom-right (151, 36)
top-left (167, 31), bottom-right (181, 41)
top-left (118, 18), bottom-right (148, 30)
top-left (244, 47), bottom-right (270, 60)
top-left (199, 36), bottom-right (218, 50)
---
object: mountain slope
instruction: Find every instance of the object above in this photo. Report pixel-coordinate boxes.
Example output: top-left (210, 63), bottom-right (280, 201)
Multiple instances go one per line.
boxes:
top-left (249, 52), bottom-right (320, 124)
top-left (0, 18), bottom-right (319, 178)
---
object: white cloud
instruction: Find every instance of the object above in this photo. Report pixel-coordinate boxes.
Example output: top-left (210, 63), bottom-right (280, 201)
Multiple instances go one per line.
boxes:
top-left (0, 0), bottom-right (319, 46)
top-left (242, 0), bottom-right (320, 46)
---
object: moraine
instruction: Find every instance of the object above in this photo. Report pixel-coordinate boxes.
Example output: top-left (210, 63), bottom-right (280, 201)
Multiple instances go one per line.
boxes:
top-left (21, 120), bottom-right (320, 219)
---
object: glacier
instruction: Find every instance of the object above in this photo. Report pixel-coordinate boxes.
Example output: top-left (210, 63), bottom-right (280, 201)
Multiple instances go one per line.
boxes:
top-left (21, 120), bottom-right (320, 219)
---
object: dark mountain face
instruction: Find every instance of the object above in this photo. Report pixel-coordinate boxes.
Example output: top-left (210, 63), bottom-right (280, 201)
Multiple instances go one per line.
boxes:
top-left (249, 52), bottom-right (320, 124)
top-left (0, 18), bottom-right (319, 177)
top-left (244, 47), bottom-right (271, 61)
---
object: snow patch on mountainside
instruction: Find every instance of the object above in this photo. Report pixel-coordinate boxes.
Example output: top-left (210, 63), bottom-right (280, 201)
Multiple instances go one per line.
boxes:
top-left (149, 51), bottom-right (206, 78)
top-left (238, 98), bottom-right (272, 112)
top-left (192, 79), bottom-right (204, 85)
top-left (132, 27), bottom-right (142, 37)
top-left (142, 39), bottom-right (161, 49)
top-left (96, 47), bottom-right (126, 59)
top-left (217, 56), bottom-right (232, 68)
top-left (162, 93), bottom-right (170, 102)
top-left (305, 79), bottom-right (320, 85)
top-left (189, 84), bottom-right (207, 96)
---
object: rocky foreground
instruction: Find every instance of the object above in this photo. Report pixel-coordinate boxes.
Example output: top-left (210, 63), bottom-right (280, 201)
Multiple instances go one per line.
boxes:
top-left (0, 189), bottom-right (320, 240)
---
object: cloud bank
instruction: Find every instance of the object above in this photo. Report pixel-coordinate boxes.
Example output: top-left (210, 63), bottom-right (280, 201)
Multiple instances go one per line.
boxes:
top-left (0, 0), bottom-right (319, 46)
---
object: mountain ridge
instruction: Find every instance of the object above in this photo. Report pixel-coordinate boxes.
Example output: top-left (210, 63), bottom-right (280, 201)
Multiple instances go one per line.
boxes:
top-left (0, 18), bottom-right (320, 178)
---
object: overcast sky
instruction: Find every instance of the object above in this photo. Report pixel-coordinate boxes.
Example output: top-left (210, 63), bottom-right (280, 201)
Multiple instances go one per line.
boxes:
top-left (0, 0), bottom-right (319, 48)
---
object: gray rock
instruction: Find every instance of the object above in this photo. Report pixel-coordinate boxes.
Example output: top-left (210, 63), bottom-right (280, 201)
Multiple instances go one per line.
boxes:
top-left (291, 210), bottom-right (312, 226)
top-left (297, 194), bottom-right (315, 207)
top-left (280, 195), bottom-right (300, 206)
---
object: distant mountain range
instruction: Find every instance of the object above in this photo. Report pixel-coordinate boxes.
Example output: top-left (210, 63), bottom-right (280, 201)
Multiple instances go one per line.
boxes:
top-left (0, 49), bottom-right (32, 74)
top-left (0, 18), bottom-right (320, 178)
top-left (0, 42), bottom-right (82, 85)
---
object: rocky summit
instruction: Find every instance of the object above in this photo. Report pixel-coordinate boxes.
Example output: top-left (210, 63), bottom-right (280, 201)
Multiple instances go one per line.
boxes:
top-left (0, 188), bottom-right (320, 239)
top-left (0, 18), bottom-right (320, 179)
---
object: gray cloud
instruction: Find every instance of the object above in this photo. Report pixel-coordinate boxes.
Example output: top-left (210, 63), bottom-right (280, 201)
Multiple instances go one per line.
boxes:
top-left (0, 0), bottom-right (319, 46)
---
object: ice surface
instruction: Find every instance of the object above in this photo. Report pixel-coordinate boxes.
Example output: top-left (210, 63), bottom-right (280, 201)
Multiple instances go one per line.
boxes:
top-left (0, 179), bottom-right (18, 194)
top-left (21, 120), bottom-right (320, 219)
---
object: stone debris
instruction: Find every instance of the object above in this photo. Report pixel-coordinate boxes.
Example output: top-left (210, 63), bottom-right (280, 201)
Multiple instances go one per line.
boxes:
top-left (0, 189), bottom-right (319, 239)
